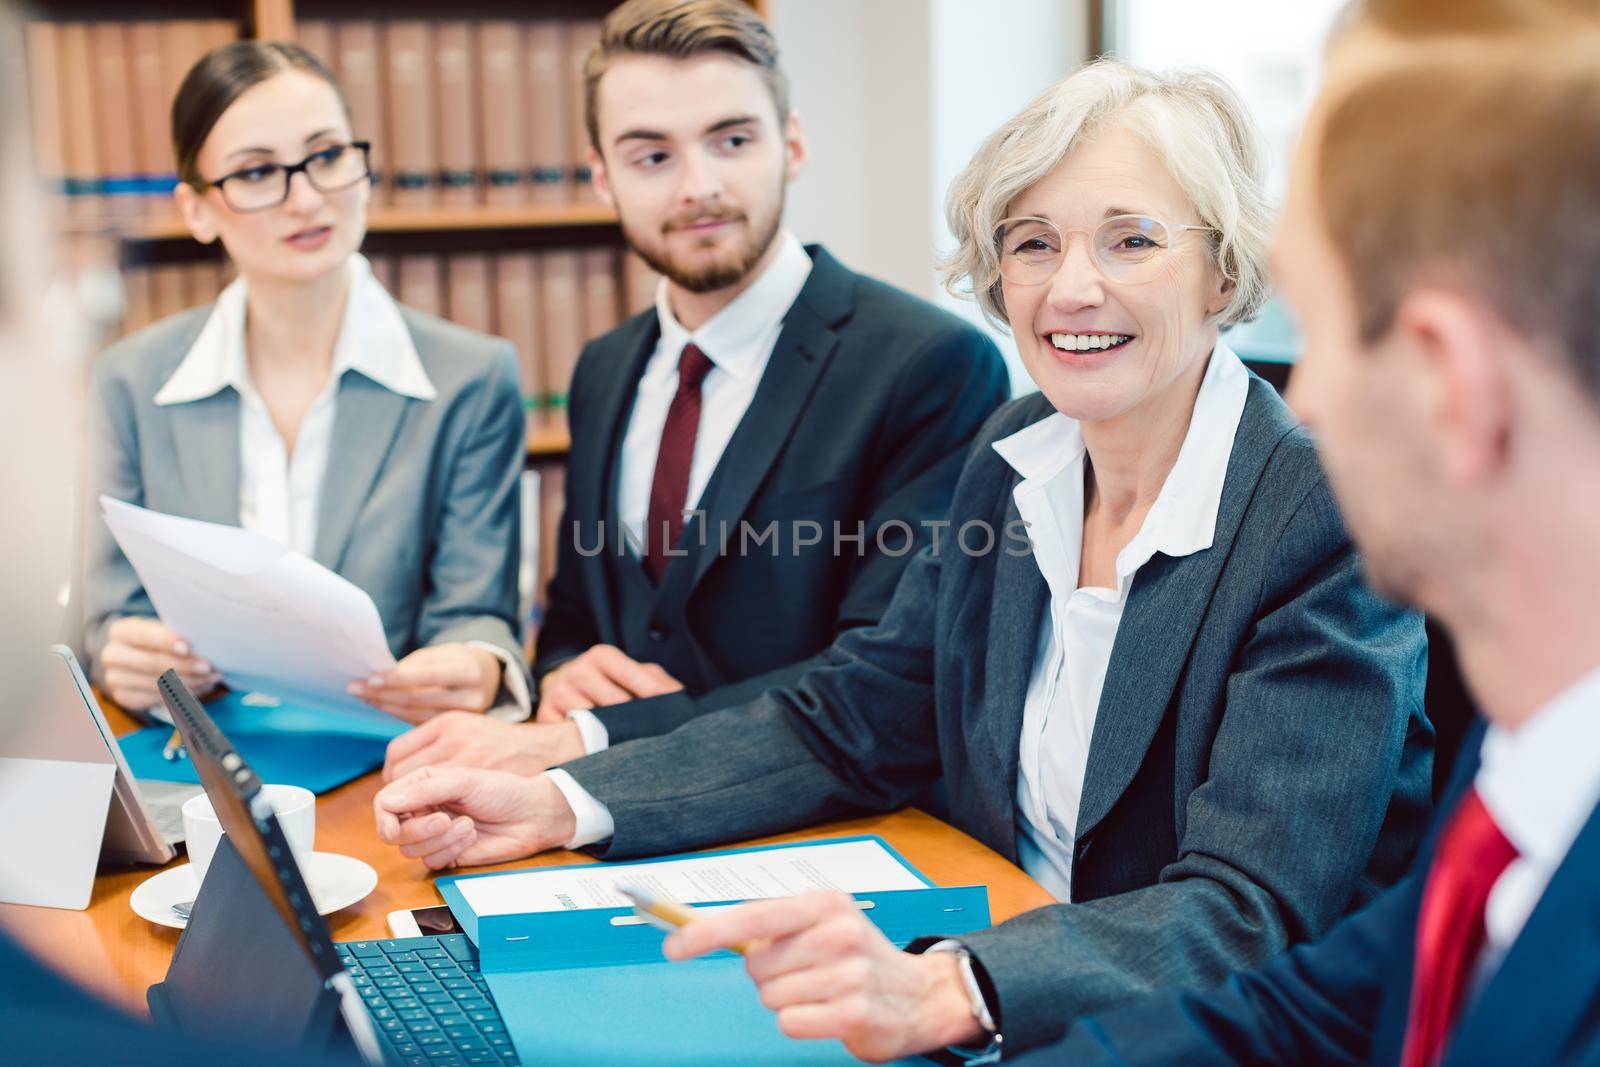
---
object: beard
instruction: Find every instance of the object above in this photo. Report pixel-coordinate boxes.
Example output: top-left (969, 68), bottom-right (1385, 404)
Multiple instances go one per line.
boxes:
top-left (619, 183), bottom-right (785, 295)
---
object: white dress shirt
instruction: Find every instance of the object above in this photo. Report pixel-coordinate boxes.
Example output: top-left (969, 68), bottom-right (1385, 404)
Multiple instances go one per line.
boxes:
top-left (993, 344), bottom-right (1248, 902)
top-left (557, 232), bottom-right (814, 764)
top-left (153, 253), bottom-right (530, 717)
top-left (1473, 665), bottom-right (1600, 981)
top-left (552, 342), bottom-right (1250, 855)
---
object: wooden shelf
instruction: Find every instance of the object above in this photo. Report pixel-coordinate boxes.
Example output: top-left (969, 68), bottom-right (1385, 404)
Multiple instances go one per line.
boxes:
top-left (125, 201), bottom-right (619, 242)
top-left (526, 413), bottom-right (571, 458)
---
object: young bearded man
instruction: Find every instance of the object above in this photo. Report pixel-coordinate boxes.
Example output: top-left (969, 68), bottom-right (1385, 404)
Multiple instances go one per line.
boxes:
top-left (1014, 7), bottom-right (1600, 1065)
top-left (380, 0), bottom-right (1007, 781)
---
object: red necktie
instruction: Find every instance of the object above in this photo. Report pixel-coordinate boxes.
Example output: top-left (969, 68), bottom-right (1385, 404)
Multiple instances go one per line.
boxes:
top-left (644, 342), bottom-right (714, 582)
top-left (1400, 788), bottom-right (1519, 1067)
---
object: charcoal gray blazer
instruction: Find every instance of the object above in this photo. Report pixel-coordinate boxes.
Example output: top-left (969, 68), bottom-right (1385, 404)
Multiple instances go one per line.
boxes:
top-left (84, 304), bottom-right (527, 684)
top-left (560, 377), bottom-right (1433, 1053)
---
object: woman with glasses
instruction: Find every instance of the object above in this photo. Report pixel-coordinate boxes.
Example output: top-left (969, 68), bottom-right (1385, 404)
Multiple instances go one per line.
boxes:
top-left (85, 41), bottom-right (530, 725)
top-left (372, 60), bottom-right (1433, 1059)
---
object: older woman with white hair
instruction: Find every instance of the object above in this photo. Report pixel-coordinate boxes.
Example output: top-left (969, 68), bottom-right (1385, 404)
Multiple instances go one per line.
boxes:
top-left (372, 60), bottom-right (1433, 1060)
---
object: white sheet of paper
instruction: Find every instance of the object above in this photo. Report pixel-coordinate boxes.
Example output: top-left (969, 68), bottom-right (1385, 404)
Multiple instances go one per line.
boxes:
top-left (99, 495), bottom-right (397, 718)
top-left (456, 839), bottom-right (928, 917)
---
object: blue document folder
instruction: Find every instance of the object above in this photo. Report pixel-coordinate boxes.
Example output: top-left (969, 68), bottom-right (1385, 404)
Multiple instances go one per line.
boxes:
top-left (119, 691), bottom-right (409, 794)
top-left (437, 837), bottom-right (992, 1065)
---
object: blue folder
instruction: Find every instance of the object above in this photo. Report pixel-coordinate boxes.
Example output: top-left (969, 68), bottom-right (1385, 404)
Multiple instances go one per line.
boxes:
top-left (119, 691), bottom-right (409, 795)
top-left (437, 836), bottom-right (991, 1066)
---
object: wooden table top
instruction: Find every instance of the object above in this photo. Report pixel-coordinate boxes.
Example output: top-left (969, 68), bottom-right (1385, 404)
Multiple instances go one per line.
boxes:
top-left (1, 704), bottom-right (1054, 1017)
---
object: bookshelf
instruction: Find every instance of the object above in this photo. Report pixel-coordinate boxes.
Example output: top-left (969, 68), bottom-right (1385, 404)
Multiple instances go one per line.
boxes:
top-left (27, 0), bottom-right (771, 462)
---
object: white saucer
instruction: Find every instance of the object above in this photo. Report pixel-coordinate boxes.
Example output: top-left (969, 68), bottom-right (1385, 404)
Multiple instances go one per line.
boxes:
top-left (131, 851), bottom-right (378, 929)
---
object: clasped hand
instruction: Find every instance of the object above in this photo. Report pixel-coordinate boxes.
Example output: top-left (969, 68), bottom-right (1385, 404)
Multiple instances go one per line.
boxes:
top-left (373, 766), bottom-right (576, 869)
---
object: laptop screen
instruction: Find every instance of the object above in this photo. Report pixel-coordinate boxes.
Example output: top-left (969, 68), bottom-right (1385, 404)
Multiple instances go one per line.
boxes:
top-left (157, 669), bottom-right (344, 980)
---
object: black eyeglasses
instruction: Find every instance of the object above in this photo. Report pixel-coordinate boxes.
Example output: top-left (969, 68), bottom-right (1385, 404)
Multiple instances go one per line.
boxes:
top-left (196, 141), bottom-right (373, 213)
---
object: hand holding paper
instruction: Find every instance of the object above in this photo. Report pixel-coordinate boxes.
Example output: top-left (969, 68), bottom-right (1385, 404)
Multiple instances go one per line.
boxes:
top-left (99, 496), bottom-right (398, 722)
top-left (98, 616), bottom-right (220, 710)
top-left (350, 643), bottom-right (503, 723)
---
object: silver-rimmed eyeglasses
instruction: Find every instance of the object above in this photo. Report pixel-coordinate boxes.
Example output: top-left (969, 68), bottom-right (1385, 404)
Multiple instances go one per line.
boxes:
top-left (993, 214), bottom-right (1217, 286)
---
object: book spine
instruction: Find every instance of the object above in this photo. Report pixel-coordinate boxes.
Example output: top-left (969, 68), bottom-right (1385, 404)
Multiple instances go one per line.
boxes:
top-left (385, 21), bottom-right (437, 208)
top-left (581, 246), bottom-right (621, 342)
top-left (524, 20), bottom-right (568, 206)
top-left (566, 20), bottom-right (602, 203)
top-left (126, 22), bottom-right (173, 217)
top-left (296, 19), bottom-right (335, 69)
top-left (336, 22), bottom-right (386, 207)
top-left (57, 23), bottom-right (104, 220)
top-left (621, 250), bottom-right (662, 318)
top-left (435, 21), bottom-right (480, 206)
top-left (446, 253), bottom-right (494, 334)
top-left (478, 21), bottom-right (526, 206)
top-left (396, 254), bottom-right (444, 317)
top-left (23, 21), bottom-right (65, 204)
top-left (539, 250), bottom-right (584, 414)
top-left (495, 252), bottom-right (543, 409)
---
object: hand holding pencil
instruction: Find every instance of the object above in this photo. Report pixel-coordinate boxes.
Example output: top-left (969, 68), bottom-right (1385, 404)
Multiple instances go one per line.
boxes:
top-left (624, 886), bottom-right (985, 1061)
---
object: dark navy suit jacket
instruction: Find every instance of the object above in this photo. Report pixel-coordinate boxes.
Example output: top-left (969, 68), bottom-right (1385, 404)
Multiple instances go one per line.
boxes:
top-left (535, 244), bottom-right (1008, 742)
top-left (1031, 721), bottom-right (1600, 1066)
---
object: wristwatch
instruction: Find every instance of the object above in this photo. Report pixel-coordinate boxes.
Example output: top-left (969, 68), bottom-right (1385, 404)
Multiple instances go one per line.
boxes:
top-left (926, 941), bottom-right (1003, 1064)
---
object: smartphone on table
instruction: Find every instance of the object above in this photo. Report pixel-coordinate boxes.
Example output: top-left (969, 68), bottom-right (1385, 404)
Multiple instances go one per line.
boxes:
top-left (386, 904), bottom-right (463, 938)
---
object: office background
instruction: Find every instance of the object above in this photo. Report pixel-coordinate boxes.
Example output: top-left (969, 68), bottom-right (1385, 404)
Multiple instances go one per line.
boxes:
top-left (24, 0), bottom-right (1347, 637)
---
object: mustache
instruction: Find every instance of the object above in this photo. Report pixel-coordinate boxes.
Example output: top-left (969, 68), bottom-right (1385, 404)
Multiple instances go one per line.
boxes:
top-left (662, 208), bottom-right (747, 234)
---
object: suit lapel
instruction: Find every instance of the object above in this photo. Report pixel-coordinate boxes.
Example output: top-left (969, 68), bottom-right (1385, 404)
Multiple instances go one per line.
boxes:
top-left (165, 391), bottom-right (242, 526)
top-left (313, 372), bottom-right (411, 572)
top-left (1444, 797), bottom-right (1600, 1066)
top-left (579, 313), bottom-right (659, 639)
top-left (687, 248), bottom-right (851, 592)
top-left (977, 492), bottom-right (1050, 859)
top-left (1369, 729), bottom-right (1487, 1064)
top-left (1075, 380), bottom-right (1294, 841)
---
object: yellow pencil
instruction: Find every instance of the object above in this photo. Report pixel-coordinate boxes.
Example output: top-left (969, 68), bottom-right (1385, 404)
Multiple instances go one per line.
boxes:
top-left (619, 884), bottom-right (750, 956)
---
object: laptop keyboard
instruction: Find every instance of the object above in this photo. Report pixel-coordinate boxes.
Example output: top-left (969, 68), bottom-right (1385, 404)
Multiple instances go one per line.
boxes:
top-left (336, 934), bottom-right (518, 1066)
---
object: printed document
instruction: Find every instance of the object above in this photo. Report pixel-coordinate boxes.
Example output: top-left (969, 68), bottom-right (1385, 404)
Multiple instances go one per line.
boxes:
top-left (455, 838), bottom-right (928, 917)
top-left (100, 496), bottom-right (397, 719)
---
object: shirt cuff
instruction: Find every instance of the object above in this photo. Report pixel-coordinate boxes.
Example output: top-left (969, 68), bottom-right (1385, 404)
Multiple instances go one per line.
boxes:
top-left (567, 708), bottom-right (610, 755)
top-left (544, 768), bottom-right (616, 848)
top-left (468, 640), bottom-right (532, 722)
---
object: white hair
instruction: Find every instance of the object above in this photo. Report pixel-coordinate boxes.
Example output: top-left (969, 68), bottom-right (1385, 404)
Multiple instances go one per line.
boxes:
top-left (941, 59), bottom-right (1274, 330)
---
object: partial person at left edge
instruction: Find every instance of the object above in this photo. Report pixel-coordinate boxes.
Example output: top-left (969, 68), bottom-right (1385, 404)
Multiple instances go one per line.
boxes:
top-left (84, 41), bottom-right (531, 724)
top-left (0, 6), bottom-right (359, 1063)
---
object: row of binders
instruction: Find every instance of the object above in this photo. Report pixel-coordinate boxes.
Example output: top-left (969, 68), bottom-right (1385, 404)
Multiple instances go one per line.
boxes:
top-left (119, 247), bottom-right (660, 413)
top-left (298, 18), bottom-right (606, 210)
top-left (25, 19), bottom-right (237, 219)
top-left (24, 17), bottom-right (607, 219)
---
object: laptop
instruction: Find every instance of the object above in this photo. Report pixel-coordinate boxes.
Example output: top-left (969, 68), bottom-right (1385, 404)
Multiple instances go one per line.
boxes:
top-left (149, 670), bottom-right (518, 1067)
top-left (37, 646), bottom-right (201, 863)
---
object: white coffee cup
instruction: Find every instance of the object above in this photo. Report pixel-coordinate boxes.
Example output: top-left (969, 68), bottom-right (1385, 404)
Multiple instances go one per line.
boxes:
top-left (182, 783), bottom-right (316, 884)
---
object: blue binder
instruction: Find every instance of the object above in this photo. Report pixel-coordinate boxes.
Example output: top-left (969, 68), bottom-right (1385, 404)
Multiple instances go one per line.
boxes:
top-left (119, 691), bottom-right (409, 795)
top-left (437, 836), bottom-right (991, 1065)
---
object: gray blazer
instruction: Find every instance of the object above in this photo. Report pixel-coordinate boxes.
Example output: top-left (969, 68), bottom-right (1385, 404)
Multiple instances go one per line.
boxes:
top-left (560, 378), bottom-right (1433, 1053)
top-left (84, 303), bottom-right (527, 685)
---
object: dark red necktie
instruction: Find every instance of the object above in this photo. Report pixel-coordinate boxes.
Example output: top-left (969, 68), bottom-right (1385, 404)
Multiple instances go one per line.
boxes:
top-left (1400, 788), bottom-right (1519, 1067)
top-left (644, 342), bottom-right (714, 582)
